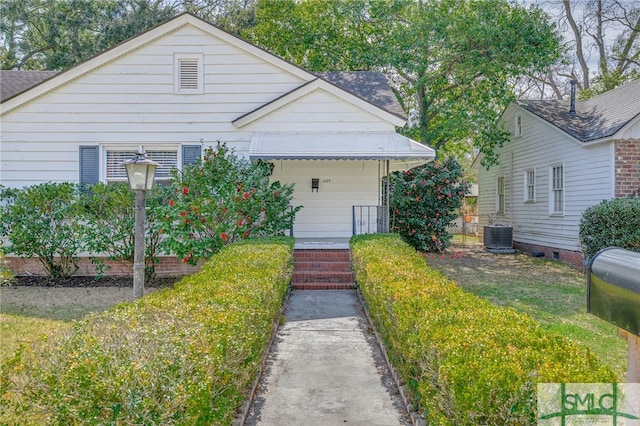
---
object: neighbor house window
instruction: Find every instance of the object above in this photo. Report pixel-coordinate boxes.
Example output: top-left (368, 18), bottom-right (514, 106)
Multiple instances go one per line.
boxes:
top-left (515, 114), bottom-right (523, 137)
top-left (496, 176), bottom-right (505, 214)
top-left (174, 53), bottom-right (204, 94)
top-left (524, 169), bottom-right (535, 203)
top-left (550, 164), bottom-right (564, 214)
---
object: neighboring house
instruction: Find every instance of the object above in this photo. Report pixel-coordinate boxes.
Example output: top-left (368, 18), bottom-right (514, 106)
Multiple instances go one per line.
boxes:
top-left (477, 79), bottom-right (640, 266)
top-left (0, 13), bottom-right (434, 252)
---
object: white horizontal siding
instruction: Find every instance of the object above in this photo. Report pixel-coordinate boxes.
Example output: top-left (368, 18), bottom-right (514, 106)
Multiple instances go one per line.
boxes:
top-left (271, 160), bottom-right (380, 238)
top-left (0, 25), bottom-right (311, 187)
top-left (241, 90), bottom-right (396, 133)
top-left (478, 104), bottom-right (615, 252)
top-left (621, 118), bottom-right (640, 138)
top-left (0, 19), bottom-right (405, 241)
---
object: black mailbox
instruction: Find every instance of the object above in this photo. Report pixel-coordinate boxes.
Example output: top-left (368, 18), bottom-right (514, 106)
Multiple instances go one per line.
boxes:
top-left (587, 247), bottom-right (640, 335)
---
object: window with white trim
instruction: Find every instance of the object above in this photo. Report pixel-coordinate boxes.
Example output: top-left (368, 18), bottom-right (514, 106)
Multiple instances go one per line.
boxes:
top-left (550, 164), bottom-right (564, 214)
top-left (524, 169), bottom-right (535, 203)
top-left (78, 145), bottom-right (201, 186)
top-left (515, 114), bottom-right (523, 137)
top-left (496, 176), bottom-right (505, 214)
top-left (106, 150), bottom-right (177, 183)
top-left (174, 53), bottom-right (203, 94)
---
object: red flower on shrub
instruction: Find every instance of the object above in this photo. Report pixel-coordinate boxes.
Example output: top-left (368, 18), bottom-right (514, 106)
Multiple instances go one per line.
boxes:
top-left (274, 191), bottom-right (279, 197)
top-left (222, 208), bottom-right (228, 214)
top-left (182, 255), bottom-right (190, 263)
top-left (201, 217), bottom-right (206, 223)
top-left (238, 220), bottom-right (243, 226)
top-left (180, 211), bottom-right (186, 217)
top-left (221, 232), bottom-right (228, 241)
top-left (184, 219), bottom-right (189, 224)
top-left (169, 199), bottom-right (175, 206)
top-left (243, 231), bottom-right (248, 237)
top-left (182, 187), bottom-right (189, 194)
top-left (243, 192), bottom-right (250, 200)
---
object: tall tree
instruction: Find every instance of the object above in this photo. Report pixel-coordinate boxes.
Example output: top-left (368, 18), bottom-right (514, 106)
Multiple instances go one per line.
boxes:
top-left (0, 0), bottom-right (257, 70)
top-left (247, 0), bottom-right (561, 166)
top-left (519, 0), bottom-right (640, 99)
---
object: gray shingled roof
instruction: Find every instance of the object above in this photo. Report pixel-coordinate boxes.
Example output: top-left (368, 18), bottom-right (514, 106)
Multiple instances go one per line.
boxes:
top-left (1, 70), bottom-right (59, 102)
top-left (316, 71), bottom-right (406, 119)
top-left (519, 78), bottom-right (640, 142)
top-left (0, 68), bottom-right (406, 121)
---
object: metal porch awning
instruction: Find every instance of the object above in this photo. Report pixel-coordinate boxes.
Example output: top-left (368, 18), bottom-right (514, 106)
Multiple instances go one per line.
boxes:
top-left (248, 132), bottom-right (435, 161)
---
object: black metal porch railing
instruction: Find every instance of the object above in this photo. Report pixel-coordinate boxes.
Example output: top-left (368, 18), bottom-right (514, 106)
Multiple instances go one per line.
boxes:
top-left (352, 205), bottom-right (387, 235)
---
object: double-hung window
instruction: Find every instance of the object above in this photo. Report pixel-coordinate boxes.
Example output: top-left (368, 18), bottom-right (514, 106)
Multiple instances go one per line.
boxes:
top-left (79, 145), bottom-right (202, 186)
top-left (524, 169), bottom-right (535, 203)
top-left (515, 114), bottom-right (523, 137)
top-left (550, 164), bottom-right (564, 215)
top-left (106, 150), bottom-right (177, 183)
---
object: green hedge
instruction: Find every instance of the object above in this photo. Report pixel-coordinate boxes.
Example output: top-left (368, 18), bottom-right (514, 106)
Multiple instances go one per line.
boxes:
top-left (579, 197), bottom-right (640, 259)
top-left (1, 237), bottom-right (293, 425)
top-left (351, 234), bottom-right (616, 425)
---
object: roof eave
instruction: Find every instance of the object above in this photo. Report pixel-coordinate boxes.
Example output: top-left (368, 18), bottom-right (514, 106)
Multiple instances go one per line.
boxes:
top-left (233, 79), bottom-right (407, 128)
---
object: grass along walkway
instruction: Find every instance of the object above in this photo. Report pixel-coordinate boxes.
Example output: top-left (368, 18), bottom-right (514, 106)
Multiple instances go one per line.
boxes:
top-left (423, 240), bottom-right (627, 379)
top-left (0, 286), bottom-right (154, 362)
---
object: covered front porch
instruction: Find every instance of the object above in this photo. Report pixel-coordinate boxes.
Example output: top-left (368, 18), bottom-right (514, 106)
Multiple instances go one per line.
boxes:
top-left (249, 132), bottom-right (435, 241)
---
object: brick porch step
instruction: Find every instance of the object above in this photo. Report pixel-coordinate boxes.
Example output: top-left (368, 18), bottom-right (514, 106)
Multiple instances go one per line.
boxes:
top-left (291, 249), bottom-right (355, 290)
top-left (292, 282), bottom-right (355, 290)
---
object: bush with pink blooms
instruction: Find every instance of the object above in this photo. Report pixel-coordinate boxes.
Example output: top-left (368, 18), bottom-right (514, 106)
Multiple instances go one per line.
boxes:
top-left (390, 157), bottom-right (469, 252)
top-left (158, 142), bottom-right (300, 264)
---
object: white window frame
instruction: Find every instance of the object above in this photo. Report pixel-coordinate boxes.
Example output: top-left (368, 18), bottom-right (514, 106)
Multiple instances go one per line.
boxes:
top-left (174, 53), bottom-right (204, 94)
top-left (103, 146), bottom-right (179, 184)
top-left (496, 175), bottom-right (505, 215)
top-left (515, 113), bottom-right (523, 137)
top-left (524, 168), bottom-right (535, 203)
top-left (549, 164), bottom-right (564, 215)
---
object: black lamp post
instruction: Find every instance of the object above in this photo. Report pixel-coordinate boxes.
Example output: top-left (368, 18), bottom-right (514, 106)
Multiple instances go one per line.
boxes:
top-left (124, 146), bottom-right (159, 300)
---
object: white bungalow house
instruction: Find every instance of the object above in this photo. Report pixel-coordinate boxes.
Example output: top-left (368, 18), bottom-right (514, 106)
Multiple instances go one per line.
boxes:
top-left (476, 79), bottom-right (640, 266)
top-left (0, 13), bottom-right (435, 252)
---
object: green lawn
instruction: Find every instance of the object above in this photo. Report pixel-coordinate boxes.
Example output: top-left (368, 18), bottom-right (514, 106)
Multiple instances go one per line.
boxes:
top-left (424, 239), bottom-right (627, 379)
top-left (0, 286), bottom-right (134, 362)
top-left (0, 314), bottom-right (67, 362)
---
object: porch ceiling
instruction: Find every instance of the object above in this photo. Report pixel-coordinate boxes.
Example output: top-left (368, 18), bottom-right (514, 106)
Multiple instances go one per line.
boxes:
top-left (248, 132), bottom-right (435, 161)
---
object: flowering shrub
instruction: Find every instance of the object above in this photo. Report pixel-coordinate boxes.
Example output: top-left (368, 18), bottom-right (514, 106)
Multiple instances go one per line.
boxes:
top-left (351, 234), bottom-right (616, 425)
top-left (0, 183), bottom-right (82, 279)
top-left (158, 143), bottom-right (300, 264)
top-left (390, 157), bottom-right (469, 252)
top-left (0, 238), bottom-right (294, 425)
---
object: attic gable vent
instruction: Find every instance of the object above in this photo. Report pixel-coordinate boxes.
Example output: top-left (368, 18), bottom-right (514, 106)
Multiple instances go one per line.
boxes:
top-left (174, 54), bottom-right (203, 94)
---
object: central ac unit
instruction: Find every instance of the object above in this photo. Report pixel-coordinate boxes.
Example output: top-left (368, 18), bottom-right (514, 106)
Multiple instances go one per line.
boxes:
top-left (484, 225), bottom-right (513, 250)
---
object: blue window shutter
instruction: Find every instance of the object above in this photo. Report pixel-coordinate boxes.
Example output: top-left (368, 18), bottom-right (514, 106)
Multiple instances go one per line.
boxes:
top-left (182, 145), bottom-right (201, 166)
top-left (79, 145), bottom-right (99, 186)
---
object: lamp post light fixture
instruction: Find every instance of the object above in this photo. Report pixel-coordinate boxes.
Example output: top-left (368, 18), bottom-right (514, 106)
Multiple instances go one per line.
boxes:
top-left (124, 146), bottom-right (159, 300)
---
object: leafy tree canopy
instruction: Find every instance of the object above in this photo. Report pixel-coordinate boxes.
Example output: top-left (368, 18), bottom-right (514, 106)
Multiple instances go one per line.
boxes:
top-left (2, 0), bottom-right (561, 166)
top-left (520, 0), bottom-right (640, 100)
top-left (246, 0), bottom-right (561, 167)
top-left (0, 0), bottom-right (256, 70)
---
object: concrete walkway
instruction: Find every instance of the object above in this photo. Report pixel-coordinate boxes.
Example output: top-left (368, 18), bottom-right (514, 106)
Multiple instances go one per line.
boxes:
top-left (245, 290), bottom-right (410, 426)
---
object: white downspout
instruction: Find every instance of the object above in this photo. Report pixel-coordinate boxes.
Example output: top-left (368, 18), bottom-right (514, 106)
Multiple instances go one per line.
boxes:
top-left (386, 160), bottom-right (390, 233)
top-left (510, 152), bottom-right (514, 226)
